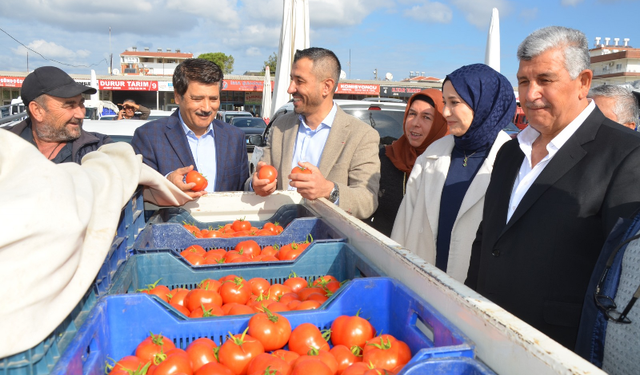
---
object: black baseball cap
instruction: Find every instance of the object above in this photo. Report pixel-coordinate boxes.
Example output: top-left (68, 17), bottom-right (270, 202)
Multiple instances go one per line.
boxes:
top-left (21, 66), bottom-right (97, 105)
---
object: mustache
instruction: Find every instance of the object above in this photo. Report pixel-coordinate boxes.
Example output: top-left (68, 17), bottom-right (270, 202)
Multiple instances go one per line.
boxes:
top-left (196, 110), bottom-right (213, 117)
top-left (525, 102), bottom-right (547, 110)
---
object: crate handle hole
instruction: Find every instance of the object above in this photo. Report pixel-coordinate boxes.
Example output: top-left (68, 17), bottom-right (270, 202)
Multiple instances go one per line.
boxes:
top-left (415, 315), bottom-right (435, 343)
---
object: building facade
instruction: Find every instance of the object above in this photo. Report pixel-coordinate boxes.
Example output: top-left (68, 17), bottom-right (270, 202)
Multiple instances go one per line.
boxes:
top-left (119, 47), bottom-right (193, 76)
top-left (590, 37), bottom-right (640, 86)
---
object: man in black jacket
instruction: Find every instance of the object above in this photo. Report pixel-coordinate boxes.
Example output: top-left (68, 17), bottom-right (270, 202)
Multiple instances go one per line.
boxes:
top-left (465, 26), bottom-right (640, 350)
top-left (7, 66), bottom-right (112, 164)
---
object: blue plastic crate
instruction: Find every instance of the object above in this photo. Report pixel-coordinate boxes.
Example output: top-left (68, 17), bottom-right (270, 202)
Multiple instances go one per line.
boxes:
top-left (397, 357), bottom-right (496, 375)
top-left (54, 277), bottom-right (474, 375)
top-left (147, 203), bottom-right (316, 229)
top-left (132, 217), bottom-right (347, 270)
top-left (108, 242), bottom-right (384, 315)
top-left (0, 188), bottom-right (146, 375)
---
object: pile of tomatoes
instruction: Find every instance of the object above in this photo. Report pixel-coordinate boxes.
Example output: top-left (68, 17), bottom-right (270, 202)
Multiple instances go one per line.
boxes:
top-left (139, 273), bottom-right (342, 318)
top-left (183, 219), bottom-right (284, 239)
top-left (109, 310), bottom-right (411, 375)
top-left (179, 238), bottom-right (312, 266)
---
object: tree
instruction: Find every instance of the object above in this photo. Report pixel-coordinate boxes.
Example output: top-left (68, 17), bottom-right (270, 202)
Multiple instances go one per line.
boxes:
top-left (263, 52), bottom-right (277, 74)
top-left (197, 52), bottom-right (234, 74)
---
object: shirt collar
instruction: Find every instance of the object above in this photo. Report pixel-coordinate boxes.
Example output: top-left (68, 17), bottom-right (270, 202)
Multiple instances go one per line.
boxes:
top-left (178, 110), bottom-right (215, 137)
top-left (517, 99), bottom-right (595, 155)
top-left (299, 102), bottom-right (338, 131)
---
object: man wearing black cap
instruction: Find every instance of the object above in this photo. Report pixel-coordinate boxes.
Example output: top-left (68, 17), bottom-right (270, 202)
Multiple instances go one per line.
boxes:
top-left (6, 66), bottom-right (112, 164)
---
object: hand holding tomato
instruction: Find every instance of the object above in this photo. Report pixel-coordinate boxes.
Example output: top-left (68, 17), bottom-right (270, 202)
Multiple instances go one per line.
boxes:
top-left (186, 170), bottom-right (208, 192)
top-left (168, 165), bottom-right (207, 198)
top-left (288, 162), bottom-right (334, 201)
top-left (252, 161), bottom-right (278, 197)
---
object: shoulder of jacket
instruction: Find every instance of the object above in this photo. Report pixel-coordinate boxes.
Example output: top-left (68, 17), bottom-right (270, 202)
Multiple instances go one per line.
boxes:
top-left (423, 135), bottom-right (455, 157)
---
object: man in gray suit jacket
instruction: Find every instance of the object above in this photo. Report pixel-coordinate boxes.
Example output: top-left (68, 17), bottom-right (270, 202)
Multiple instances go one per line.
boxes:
top-left (249, 47), bottom-right (380, 219)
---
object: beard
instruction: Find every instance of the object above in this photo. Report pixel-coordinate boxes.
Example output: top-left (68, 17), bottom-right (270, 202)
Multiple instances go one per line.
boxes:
top-left (35, 119), bottom-right (82, 142)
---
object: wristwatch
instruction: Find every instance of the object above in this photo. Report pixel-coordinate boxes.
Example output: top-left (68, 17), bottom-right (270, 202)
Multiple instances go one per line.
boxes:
top-left (328, 182), bottom-right (339, 203)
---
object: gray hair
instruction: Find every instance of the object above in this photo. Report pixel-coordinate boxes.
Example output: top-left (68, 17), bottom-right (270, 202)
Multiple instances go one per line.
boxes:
top-left (517, 26), bottom-right (590, 80)
top-left (26, 94), bottom-right (47, 118)
top-left (589, 85), bottom-right (639, 125)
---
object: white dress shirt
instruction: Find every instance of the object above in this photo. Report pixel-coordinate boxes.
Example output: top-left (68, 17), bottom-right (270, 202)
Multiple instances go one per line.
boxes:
top-left (178, 112), bottom-right (217, 193)
top-left (288, 103), bottom-right (338, 190)
top-left (507, 100), bottom-right (595, 222)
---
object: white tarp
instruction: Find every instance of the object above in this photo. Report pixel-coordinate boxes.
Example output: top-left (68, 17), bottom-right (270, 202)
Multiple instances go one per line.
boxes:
top-left (484, 8), bottom-right (500, 73)
top-left (271, 0), bottom-right (310, 115)
top-left (262, 65), bottom-right (272, 122)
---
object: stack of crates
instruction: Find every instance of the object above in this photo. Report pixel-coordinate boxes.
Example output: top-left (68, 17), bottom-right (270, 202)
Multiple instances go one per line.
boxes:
top-left (0, 187), bottom-right (146, 375)
top-left (14, 196), bottom-right (488, 374)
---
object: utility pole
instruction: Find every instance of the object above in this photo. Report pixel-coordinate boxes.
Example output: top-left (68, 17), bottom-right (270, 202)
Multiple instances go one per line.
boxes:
top-left (348, 49), bottom-right (351, 79)
top-left (26, 51), bottom-right (28, 72)
top-left (109, 27), bottom-right (112, 75)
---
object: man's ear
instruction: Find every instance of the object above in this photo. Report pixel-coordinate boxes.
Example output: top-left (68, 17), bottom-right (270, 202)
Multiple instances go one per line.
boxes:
top-left (577, 69), bottom-right (593, 100)
top-left (323, 77), bottom-right (336, 97)
top-left (28, 100), bottom-right (46, 122)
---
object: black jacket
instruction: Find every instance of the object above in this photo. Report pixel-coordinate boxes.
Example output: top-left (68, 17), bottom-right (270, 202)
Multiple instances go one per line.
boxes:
top-left (7, 119), bottom-right (112, 164)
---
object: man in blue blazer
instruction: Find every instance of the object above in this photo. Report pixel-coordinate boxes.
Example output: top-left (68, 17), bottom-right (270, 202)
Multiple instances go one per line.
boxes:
top-left (131, 59), bottom-right (248, 196)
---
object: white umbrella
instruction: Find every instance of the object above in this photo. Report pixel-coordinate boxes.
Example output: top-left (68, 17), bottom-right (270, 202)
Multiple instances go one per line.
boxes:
top-left (261, 65), bottom-right (272, 123)
top-left (271, 0), bottom-right (310, 115)
top-left (484, 8), bottom-right (500, 72)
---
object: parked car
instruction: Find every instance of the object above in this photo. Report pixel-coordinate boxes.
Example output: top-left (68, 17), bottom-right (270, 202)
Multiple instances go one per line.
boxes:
top-left (248, 99), bottom-right (408, 174)
top-left (229, 117), bottom-right (267, 152)
top-left (81, 119), bottom-right (149, 143)
top-left (216, 110), bottom-right (253, 123)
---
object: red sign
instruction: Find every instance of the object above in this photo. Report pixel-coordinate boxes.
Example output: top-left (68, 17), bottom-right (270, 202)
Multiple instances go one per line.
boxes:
top-left (98, 80), bottom-right (158, 91)
top-left (0, 76), bottom-right (24, 88)
top-left (222, 80), bottom-right (273, 92)
top-left (335, 83), bottom-right (379, 95)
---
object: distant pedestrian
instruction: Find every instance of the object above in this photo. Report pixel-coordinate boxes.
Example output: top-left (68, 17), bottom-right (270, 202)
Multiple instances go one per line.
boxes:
top-left (588, 84), bottom-right (638, 130)
top-left (115, 99), bottom-right (150, 120)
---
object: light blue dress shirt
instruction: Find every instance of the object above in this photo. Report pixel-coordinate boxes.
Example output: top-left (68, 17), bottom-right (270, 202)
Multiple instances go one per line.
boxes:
top-left (289, 103), bottom-right (338, 191)
top-left (178, 112), bottom-right (217, 193)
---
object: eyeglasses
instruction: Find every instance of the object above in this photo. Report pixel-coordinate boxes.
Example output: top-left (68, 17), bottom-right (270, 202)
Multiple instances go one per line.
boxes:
top-left (594, 232), bottom-right (640, 324)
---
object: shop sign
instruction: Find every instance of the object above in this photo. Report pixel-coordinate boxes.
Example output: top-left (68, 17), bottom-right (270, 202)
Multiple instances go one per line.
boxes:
top-left (158, 81), bottom-right (174, 92)
top-left (222, 80), bottom-right (273, 92)
top-left (0, 76), bottom-right (24, 88)
top-left (335, 83), bottom-right (379, 95)
top-left (380, 86), bottom-right (424, 98)
top-left (245, 91), bottom-right (262, 104)
top-left (98, 79), bottom-right (158, 91)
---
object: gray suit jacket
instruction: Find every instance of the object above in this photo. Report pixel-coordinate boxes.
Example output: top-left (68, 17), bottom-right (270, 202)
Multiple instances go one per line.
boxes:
top-left (251, 106), bottom-right (380, 219)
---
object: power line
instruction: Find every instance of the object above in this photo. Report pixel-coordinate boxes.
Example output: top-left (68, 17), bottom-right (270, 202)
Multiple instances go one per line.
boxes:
top-left (0, 26), bottom-right (107, 69)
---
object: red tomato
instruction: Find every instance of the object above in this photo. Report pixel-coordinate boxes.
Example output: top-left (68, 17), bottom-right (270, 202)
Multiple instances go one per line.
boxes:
top-left (277, 292), bottom-right (300, 305)
top-left (183, 244), bottom-right (207, 256)
top-left (272, 350), bottom-right (300, 366)
top-left (257, 164), bottom-right (278, 183)
top-left (139, 280), bottom-right (171, 303)
top-left (330, 345), bottom-right (362, 375)
top-left (231, 219), bottom-right (252, 232)
top-left (362, 335), bottom-right (411, 373)
top-left (187, 340), bottom-right (218, 372)
top-left (248, 277), bottom-right (271, 296)
top-left (268, 284), bottom-right (293, 299)
top-left (293, 349), bottom-right (338, 375)
top-left (219, 274), bottom-right (242, 283)
top-left (183, 223), bottom-right (199, 233)
top-left (194, 362), bottom-right (235, 375)
top-left (298, 287), bottom-right (326, 301)
top-left (248, 308), bottom-right (292, 351)
top-left (235, 240), bottom-right (261, 258)
top-left (264, 301), bottom-right (290, 313)
top-left (283, 274), bottom-right (308, 293)
top-left (263, 222), bottom-right (276, 233)
top-left (183, 252), bottom-right (206, 266)
top-left (226, 304), bottom-right (256, 316)
top-left (288, 323), bottom-right (330, 356)
top-left (261, 245), bottom-right (278, 257)
top-left (218, 330), bottom-right (265, 375)
top-left (331, 315), bottom-right (376, 349)
top-left (112, 355), bottom-right (147, 373)
top-left (185, 288), bottom-right (223, 312)
top-left (305, 293), bottom-right (328, 304)
top-left (168, 288), bottom-right (190, 306)
top-left (313, 275), bottom-right (339, 287)
top-left (219, 277), bottom-right (252, 305)
top-left (247, 353), bottom-right (291, 375)
top-left (170, 303), bottom-right (192, 316)
top-left (186, 170), bottom-right (208, 192)
top-left (199, 278), bottom-right (222, 292)
top-left (290, 166), bottom-right (312, 175)
top-left (135, 333), bottom-right (176, 363)
top-left (341, 362), bottom-right (374, 375)
top-left (291, 357), bottom-right (332, 375)
top-left (189, 303), bottom-right (225, 318)
top-left (148, 348), bottom-right (192, 375)
top-left (294, 300), bottom-right (322, 311)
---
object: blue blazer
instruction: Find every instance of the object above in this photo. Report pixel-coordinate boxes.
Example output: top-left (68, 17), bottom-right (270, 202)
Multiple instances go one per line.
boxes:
top-left (131, 111), bottom-right (249, 192)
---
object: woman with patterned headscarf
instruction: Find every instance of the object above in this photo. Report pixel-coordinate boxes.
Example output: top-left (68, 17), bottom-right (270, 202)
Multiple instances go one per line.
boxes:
top-left (391, 64), bottom-right (516, 282)
top-left (364, 89), bottom-right (449, 236)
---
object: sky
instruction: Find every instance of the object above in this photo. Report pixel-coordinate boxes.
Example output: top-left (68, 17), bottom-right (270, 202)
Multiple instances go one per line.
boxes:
top-left (1, 0), bottom-right (639, 87)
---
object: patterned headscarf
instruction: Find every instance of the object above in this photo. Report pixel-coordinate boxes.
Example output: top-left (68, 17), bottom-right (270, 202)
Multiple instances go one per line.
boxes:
top-left (385, 89), bottom-right (449, 174)
top-left (444, 64), bottom-right (516, 151)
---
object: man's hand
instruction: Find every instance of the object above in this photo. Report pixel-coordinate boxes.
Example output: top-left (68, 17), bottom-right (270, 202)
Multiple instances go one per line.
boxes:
top-left (116, 109), bottom-right (126, 120)
top-left (289, 162), bottom-right (333, 200)
top-left (167, 165), bottom-right (207, 198)
top-left (252, 161), bottom-right (277, 196)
